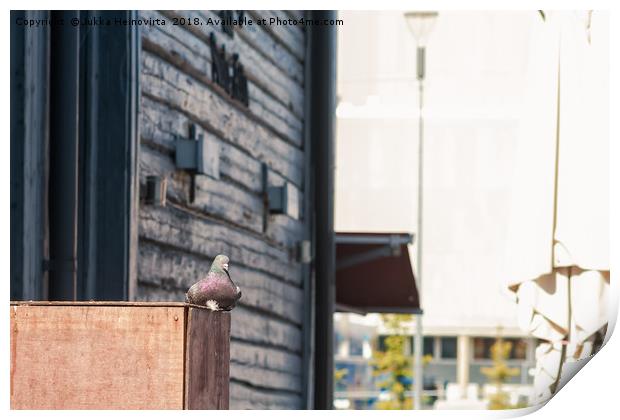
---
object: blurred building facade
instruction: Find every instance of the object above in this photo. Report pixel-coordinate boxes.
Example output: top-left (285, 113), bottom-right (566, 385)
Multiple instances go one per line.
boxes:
top-left (334, 11), bottom-right (547, 409)
top-left (333, 313), bottom-right (536, 409)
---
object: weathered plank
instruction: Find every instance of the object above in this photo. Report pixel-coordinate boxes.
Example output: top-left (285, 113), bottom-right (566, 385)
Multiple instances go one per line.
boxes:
top-left (231, 306), bottom-right (302, 353)
top-left (230, 381), bottom-right (303, 409)
top-left (133, 284), bottom-right (302, 352)
top-left (141, 51), bottom-right (305, 188)
top-left (137, 283), bottom-right (187, 302)
top-left (230, 362), bottom-right (302, 393)
top-left (140, 144), bottom-right (305, 247)
top-left (139, 18), bottom-right (304, 140)
top-left (154, 10), bottom-right (305, 117)
top-left (231, 11), bottom-right (304, 66)
top-left (140, 147), bottom-right (264, 234)
top-left (175, 10), bottom-right (304, 87)
top-left (135, 9), bottom-right (309, 411)
top-left (246, 11), bottom-right (306, 63)
top-left (137, 240), bottom-right (304, 325)
top-left (230, 340), bottom-right (302, 376)
top-left (10, 305), bottom-right (185, 409)
top-left (141, 10), bottom-right (305, 120)
top-left (141, 96), bottom-right (262, 192)
top-left (185, 308), bottom-right (230, 409)
top-left (141, 96), bottom-right (305, 193)
top-left (230, 341), bottom-right (302, 393)
top-left (141, 38), bottom-right (302, 152)
top-left (139, 204), bottom-right (302, 285)
top-left (285, 10), bottom-right (306, 21)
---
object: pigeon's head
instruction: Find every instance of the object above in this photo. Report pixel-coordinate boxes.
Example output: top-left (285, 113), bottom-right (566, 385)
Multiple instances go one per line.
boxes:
top-left (210, 254), bottom-right (230, 274)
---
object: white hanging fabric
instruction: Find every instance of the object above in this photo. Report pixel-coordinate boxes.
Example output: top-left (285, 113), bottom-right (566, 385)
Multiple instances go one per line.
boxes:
top-left (504, 11), bottom-right (610, 405)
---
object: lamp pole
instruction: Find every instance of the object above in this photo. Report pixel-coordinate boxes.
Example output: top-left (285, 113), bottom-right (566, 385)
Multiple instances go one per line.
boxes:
top-left (404, 11), bottom-right (437, 410)
top-left (413, 43), bottom-right (425, 411)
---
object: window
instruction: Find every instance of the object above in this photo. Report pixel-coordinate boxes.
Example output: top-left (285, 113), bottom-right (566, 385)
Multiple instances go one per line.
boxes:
top-left (440, 337), bottom-right (457, 359)
top-left (510, 338), bottom-right (528, 360)
top-left (473, 337), bottom-right (494, 359)
top-left (378, 335), bottom-right (434, 357)
top-left (424, 337), bottom-right (435, 357)
top-left (411, 336), bottom-right (435, 357)
top-left (349, 337), bottom-right (364, 356)
top-left (473, 337), bottom-right (528, 360)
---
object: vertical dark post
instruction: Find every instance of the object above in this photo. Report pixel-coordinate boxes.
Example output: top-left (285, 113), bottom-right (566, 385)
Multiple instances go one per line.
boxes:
top-left (185, 308), bottom-right (231, 409)
top-left (48, 11), bottom-right (80, 300)
top-left (309, 11), bottom-right (337, 410)
top-left (78, 10), bottom-right (139, 300)
top-left (10, 10), bottom-right (50, 300)
top-left (301, 10), bottom-right (316, 407)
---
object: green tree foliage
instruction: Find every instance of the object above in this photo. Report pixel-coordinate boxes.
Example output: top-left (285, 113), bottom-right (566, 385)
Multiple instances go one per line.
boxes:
top-left (481, 332), bottom-right (522, 410)
top-left (334, 367), bottom-right (349, 389)
top-left (370, 314), bottom-right (432, 410)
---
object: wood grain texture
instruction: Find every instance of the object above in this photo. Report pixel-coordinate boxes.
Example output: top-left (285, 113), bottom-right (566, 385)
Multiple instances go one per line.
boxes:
top-left (136, 9), bottom-right (308, 408)
top-left (139, 205), bottom-right (302, 286)
top-left (140, 51), bottom-right (305, 188)
top-left (229, 380), bottom-right (303, 409)
top-left (163, 10), bottom-right (305, 112)
top-left (246, 11), bottom-right (306, 62)
top-left (139, 146), bottom-right (305, 245)
top-left (139, 17), bottom-right (304, 136)
top-left (10, 304), bottom-right (185, 409)
top-left (185, 308), bottom-right (231, 409)
top-left (138, 241), bottom-right (304, 325)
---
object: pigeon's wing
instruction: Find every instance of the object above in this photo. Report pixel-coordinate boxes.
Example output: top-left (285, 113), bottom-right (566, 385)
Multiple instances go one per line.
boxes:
top-left (185, 281), bottom-right (204, 304)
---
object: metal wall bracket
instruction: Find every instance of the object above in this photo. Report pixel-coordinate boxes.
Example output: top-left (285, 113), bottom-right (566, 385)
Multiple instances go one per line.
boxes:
top-left (298, 240), bottom-right (312, 264)
top-left (175, 123), bottom-right (220, 203)
top-left (144, 175), bottom-right (167, 207)
top-left (262, 163), bottom-right (300, 231)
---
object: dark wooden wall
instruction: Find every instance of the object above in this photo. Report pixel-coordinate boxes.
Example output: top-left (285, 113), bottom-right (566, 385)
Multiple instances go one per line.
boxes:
top-left (136, 10), bottom-right (308, 409)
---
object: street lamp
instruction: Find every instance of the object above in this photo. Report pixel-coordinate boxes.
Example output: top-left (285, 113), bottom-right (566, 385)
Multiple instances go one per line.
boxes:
top-left (403, 10), bottom-right (438, 411)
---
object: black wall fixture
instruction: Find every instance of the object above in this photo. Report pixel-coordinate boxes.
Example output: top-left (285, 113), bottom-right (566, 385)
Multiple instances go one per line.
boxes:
top-left (231, 53), bottom-right (249, 106)
top-left (262, 163), bottom-right (300, 232)
top-left (175, 123), bottom-right (220, 203)
top-left (209, 33), bottom-right (231, 94)
top-left (209, 33), bottom-right (249, 106)
top-left (143, 175), bottom-right (168, 207)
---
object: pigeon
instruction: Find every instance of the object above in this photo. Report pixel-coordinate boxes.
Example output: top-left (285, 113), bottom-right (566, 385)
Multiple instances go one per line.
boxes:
top-left (185, 255), bottom-right (242, 311)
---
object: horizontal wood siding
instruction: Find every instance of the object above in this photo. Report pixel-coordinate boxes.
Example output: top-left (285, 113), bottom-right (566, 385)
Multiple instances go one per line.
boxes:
top-left (136, 10), bottom-right (307, 409)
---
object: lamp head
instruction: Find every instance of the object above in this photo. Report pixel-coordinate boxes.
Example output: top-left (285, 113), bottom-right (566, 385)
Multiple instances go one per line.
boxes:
top-left (404, 11), bottom-right (439, 46)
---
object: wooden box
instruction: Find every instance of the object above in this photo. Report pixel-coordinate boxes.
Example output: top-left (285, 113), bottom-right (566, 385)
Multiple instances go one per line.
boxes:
top-left (10, 301), bottom-right (230, 409)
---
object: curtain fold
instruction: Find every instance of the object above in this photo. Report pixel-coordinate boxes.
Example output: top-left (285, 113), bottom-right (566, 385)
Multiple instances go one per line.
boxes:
top-left (503, 11), bottom-right (610, 405)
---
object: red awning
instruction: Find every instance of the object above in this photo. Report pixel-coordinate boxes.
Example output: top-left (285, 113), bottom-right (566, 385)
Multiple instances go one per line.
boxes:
top-left (335, 232), bottom-right (421, 315)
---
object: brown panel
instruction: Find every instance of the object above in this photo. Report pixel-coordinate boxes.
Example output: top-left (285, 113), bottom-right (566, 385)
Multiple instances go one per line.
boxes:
top-left (185, 308), bottom-right (231, 409)
top-left (10, 305), bottom-right (185, 409)
top-left (336, 232), bottom-right (420, 313)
